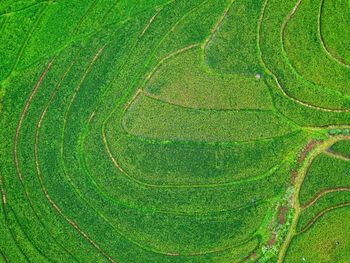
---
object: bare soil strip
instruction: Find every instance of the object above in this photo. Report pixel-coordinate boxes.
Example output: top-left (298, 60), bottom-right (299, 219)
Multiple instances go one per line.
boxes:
top-left (88, 111), bottom-right (95, 124)
top-left (125, 89), bottom-right (142, 110)
top-left (14, 59), bottom-right (54, 183)
top-left (140, 9), bottom-right (161, 37)
top-left (102, 129), bottom-right (128, 175)
top-left (0, 175), bottom-right (6, 207)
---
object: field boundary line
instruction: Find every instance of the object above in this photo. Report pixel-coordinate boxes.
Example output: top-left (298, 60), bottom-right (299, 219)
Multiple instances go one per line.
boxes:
top-left (123, 124), bottom-right (304, 144)
top-left (103, 0), bottom-right (210, 126)
top-left (96, 4), bottom-right (211, 194)
top-left (0, 1), bottom-right (51, 17)
top-left (102, 127), bottom-right (304, 189)
top-left (83, 113), bottom-right (305, 217)
top-left (142, 90), bottom-right (278, 112)
top-left (13, 57), bottom-right (85, 262)
top-left (276, 136), bottom-right (348, 262)
top-left (0, 249), bottom-right (9, 263)
top-left (55, 41), bottom-right (183, 259)
top-left (80, 123), bottom-right (269, 255)
top-left (6, 5), bottom-right (49, 80)
top-left (0, 15), bottom-right (8, 36)
top-left (78, 132), bottom-right (268, 258)
top-left (63, 45), bottom-right (105, 121)
top-left (102, 129), bottom-right (128, 175)
top-left (99, 0), bottom-right (176, 29)
top-left (144, 43), bottom-right (199, 82)
top-left (99, 0), bottom-right (121, 25)
top-left (0, 175), bottom-right (6, 208)
top-left (57, 46), bottom-right (119, 262)
top-left (36, 43), bottom-right (171, 260)
top-left (6, 205), bottom-right (51, 261)
top-left (88, 111), bottom-right (95, 124)
top-left (302, 187), bottom-right (350, 210)
top-left (280, 0), bottom-right (350, 102)
top-left (318, 0), bottom-right (350, 68)
top-left (61, 105), bottom-right (262, 256)
top-left (72, 0), bottom-right (100, 34)
top-left (324, 149), bottom-right (350, 161)
top-left (280, 0), bottom-right (350, 96)
top-left (140, 9), bottom-right (161, 37)
top-left (14, 59), bottom-right (54, 183)
top-left (299, 202), bottom-right (350, 234)
top-left (163, 234), bottom-right (260, 257)
top-left (34, 49), bottom-right (116, 262)
top-left (1, 205), bottom-right (29, 261)
top-left (258, 0), bottom-right (350, 114)
top-left (61, 31), bottom-right (223, 254)
top-left (100, 0), bottom-right (219, 188)
top-left (140, 0), bottom-right (209, 87)
top-left (256, 0), bottom-right (305, 129)
top-left (121, 116), bottom-right (302, 144)
top-left (202, 0), bottom-right (235, 50)
top-left (125, 89), bottom-right (142, 110)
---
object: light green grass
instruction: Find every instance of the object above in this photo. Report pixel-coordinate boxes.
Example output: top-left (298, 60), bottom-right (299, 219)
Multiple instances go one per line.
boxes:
top-left (145, 47), bottom-right (272, 110)
top-left (122, 93), bottom-right (297, 142)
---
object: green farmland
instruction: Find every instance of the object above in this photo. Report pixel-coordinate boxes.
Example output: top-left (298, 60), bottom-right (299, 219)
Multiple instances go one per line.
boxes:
top-left (0, 0), bottom-right (349, 262)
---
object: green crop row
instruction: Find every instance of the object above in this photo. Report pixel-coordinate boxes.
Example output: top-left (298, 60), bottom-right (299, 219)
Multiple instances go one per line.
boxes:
top-left (329, 139), bottom-right (350, 157)
top-left (297, 190), bottom-right (350, 232)
top-left (1, 0), bottom-right (349, 262)
top-left (145, 47), bottom-right (273, 110)
top-left (285, 206), bottom-right (350, 262)
top-left (260, 0), bottom-right (350, 111)
top-left (122, 93), bottom-right (298, 142)
top-left (299, 153), bottom-right (350, 205)
top-left (319, 0), bottom-right (350, 66)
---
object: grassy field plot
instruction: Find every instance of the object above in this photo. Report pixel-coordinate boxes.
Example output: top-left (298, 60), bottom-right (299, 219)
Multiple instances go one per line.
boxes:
top-left (0, 0), bottom-right (349, 262)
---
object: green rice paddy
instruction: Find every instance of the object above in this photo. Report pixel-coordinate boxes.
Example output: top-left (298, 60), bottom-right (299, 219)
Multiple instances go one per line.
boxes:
top-left (0, 0), bottom-right (349, 262)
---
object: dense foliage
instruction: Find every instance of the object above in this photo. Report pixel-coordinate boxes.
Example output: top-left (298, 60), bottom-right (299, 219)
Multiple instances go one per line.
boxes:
top-left (0, 0), bottom-right (349, 262)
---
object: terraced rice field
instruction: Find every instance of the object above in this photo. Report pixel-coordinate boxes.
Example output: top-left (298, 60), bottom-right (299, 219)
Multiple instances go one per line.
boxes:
top-left (0, 0), bottom-right (349, 262)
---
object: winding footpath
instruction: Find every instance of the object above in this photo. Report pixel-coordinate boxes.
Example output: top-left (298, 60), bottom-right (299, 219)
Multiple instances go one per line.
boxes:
top-left (277, 132), bottom-right (350, 262)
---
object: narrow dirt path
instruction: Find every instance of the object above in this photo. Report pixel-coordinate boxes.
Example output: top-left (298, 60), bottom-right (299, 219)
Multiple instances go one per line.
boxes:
top-left (325, 149), bottom-right (350, 161)
top-left (277, 134), bottom-right (350, 262)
